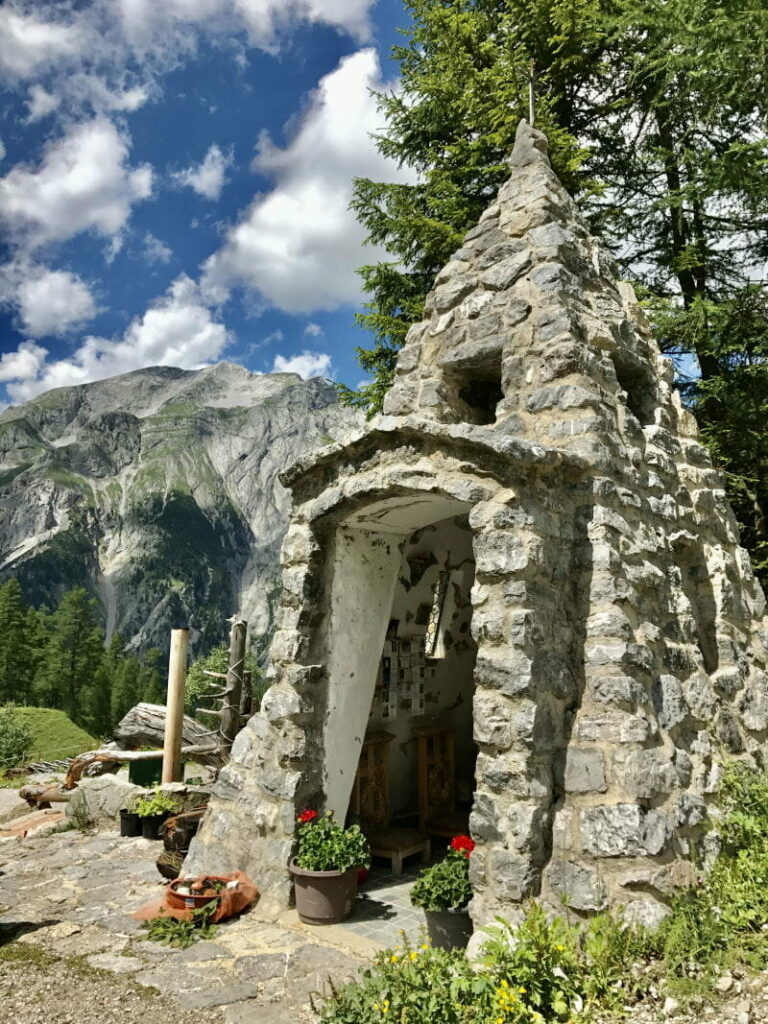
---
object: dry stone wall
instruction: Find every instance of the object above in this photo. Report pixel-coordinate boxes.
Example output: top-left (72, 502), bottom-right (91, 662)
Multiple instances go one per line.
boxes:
top-left (188, 121), bottom-right (768, 929)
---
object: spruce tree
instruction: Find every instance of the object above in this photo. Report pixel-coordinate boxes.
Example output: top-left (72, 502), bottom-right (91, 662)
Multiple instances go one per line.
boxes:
top-left (34, 589), bottom-right (104, 729)
top-left (0, 579), bottom-right (31, 704)
top-left (346, 0), bottom-right (768, 582)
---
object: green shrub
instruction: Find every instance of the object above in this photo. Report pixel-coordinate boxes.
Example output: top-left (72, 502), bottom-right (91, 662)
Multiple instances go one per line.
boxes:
top-left (316, 907), bottom-right (639, 1024)
top-left (0, 707), bottom-right (32, 769)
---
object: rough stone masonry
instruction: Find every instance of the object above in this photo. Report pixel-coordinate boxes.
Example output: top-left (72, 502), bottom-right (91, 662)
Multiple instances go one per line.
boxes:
top-left (186, 120), bottom-right (768, 931)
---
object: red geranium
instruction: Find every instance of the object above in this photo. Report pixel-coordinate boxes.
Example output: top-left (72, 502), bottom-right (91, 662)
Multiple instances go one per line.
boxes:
top-left (297, 809), bottom-right (318, 824)
top-left (449, 834), bottom-right (475, 857)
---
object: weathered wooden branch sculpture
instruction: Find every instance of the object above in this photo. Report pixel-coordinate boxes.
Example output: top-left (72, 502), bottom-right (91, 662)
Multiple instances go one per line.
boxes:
top-left (196, 616), bottom-right (248, 755)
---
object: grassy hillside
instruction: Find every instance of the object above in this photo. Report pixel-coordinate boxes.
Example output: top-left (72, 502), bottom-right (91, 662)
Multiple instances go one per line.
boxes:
top-left (7, 707), bottom-right (97, 762)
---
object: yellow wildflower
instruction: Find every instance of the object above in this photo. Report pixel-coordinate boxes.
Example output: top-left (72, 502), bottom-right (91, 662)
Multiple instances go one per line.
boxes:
top-left (518, 987), bottom-right (526, 994)
top-left (420, 943), bottom-right (429, 950)
top-left (409, 952), bottom-right (419, 961)
top-left (390, 954), bottom-right (399, 963)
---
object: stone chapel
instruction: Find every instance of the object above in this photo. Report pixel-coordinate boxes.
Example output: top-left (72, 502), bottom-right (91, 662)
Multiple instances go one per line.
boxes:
top-left (187, 120), bottom-right (768, 930)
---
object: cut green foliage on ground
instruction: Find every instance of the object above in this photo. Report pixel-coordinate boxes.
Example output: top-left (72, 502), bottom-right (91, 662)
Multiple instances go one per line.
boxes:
top-left (318, 762), bottom-right (768, 1023)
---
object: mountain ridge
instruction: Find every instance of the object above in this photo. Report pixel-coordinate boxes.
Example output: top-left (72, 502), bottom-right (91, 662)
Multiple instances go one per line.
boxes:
top-left (0, 363), bottom-right (361, 657)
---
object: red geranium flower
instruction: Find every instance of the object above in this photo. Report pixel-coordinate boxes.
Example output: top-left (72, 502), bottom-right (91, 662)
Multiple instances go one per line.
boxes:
top-left (297, 809), bottom-right (318, 824)
top-left (450, 834), bottom-right (475, 857)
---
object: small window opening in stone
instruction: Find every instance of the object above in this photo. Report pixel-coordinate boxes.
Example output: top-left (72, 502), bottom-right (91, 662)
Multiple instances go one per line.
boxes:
top-left (445, 358), bottom-right (503, 425)
top-left (611, 353), bottom-right (656, 426)
top-left (425, 570), bottom-right (449, 657)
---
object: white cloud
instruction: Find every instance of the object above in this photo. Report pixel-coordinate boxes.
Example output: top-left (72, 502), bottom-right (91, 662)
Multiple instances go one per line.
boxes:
top-left (0, 117), bottom-right (152, 249)
top-left (16, 267), bottom-right (97, 337)
top-left (25, 84), bottom-right (60, 122)
top-left (0, 261), bottom-right (97, 338)
top-left (0, 340), bottom-right (46, 383)
top-left (0, 7), bottom-right (85, 80)
top-left (174, 144), bottom-right (231, 200)
top-left (272, 349), bottom-right (332, 379)
top-left (202, 49), bottom-right (416, 313)
top-left (3, 275), bottom-right (231, 402)
top-left (143, 232), bottom-right (173, 264)
top-left (304, 322), bottom-right (324, 337)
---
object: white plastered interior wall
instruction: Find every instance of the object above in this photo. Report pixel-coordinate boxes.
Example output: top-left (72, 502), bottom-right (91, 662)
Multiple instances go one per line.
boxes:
top-left (366, 514), bottom-right (478, 821)
top-left (322, 496), bottom-right (475, 824)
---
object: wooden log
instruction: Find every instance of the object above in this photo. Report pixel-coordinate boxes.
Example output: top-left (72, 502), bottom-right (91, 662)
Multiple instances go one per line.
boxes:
top-left (162, 628), bottom-right (189, 784)
top-left (112, 703), bottom-right (221, 766)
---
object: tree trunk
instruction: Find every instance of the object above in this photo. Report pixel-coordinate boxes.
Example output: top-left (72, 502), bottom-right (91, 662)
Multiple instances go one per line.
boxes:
top-left (113, 702), bottom-right (222, 766)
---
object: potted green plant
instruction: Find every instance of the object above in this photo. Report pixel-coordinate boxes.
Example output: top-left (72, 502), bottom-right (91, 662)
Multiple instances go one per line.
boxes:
top-left (134, 788), bottom-right (180, 840)
top-left (290, 810), bottom-right (370, 924)
top-left (410, 835), bottom-right (475, 949)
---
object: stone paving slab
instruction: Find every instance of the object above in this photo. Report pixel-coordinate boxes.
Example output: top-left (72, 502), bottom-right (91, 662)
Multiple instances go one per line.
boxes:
top-left (0, 827), bottom-right (373, 1022)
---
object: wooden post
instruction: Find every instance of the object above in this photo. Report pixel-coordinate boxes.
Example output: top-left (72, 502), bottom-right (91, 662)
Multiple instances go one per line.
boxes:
top-left (162, 628), bottom-right (189, 783)
top-left (240, 669), bottom-right (253, 724)
top-left (221, 617), bottom-right (247, 749)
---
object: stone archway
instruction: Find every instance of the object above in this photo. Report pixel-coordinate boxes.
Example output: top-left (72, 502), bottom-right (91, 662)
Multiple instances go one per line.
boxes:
top-left (186, 435), bottom-right (583, 925)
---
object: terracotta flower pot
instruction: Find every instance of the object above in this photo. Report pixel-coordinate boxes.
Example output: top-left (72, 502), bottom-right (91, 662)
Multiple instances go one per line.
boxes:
top-left (290, 860), bottom-right (359, 925)
top-left (167, 877), bottom-right (227, 911)
top-left (424, 907), bottom-right (472, 950)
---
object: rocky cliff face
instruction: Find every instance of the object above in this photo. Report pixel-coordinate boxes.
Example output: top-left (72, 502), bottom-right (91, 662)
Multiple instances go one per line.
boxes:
top-left (0, 363), bottom-right (361, 656)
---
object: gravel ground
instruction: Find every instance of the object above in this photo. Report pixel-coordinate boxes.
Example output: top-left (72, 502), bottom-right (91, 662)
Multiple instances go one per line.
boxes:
top-left (0, 942), bottom-right (221, 1024)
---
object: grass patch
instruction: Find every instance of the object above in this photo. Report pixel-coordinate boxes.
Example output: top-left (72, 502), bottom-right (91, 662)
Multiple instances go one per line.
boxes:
top-left (6, 707), bottom-right (97, 762)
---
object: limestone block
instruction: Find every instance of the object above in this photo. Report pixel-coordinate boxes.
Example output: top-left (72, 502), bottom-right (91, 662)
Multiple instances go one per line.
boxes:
top-left (564, 749), bottom-right (607, 794)
top-left (547, 858), bottom-right (607, 911)
top-left (739, 674), bottom-right (768, 731)
top-left (649, 674), bottom-right (689, 729)
top-left (475, 531), bottom-right (533, 577)
top-left (280, 525), bottom-right (318, 567)
top-left (477, 239), bottom-right (528, 269)
top-left (526, 385), bottom-right (601, 413)
top-left (473, 691), bottom-right (515, 749)
top-left (581, 805), bottom-right (669, 857)
top-left (67, 776), bottom-right (146, 827)
top-left (435, 259), bottom-right (470, 284)
top-left (261, 686), bottom-right (302, 724)
top-left (618, 749), bottom-right (676, 800)
top-left (675, 793), bottom-right (707, 828)
top-left (469, 792), bottom-right (504, 842)
top-left (481, 252), bottom-right (531, 291)
top-left (433, 278), bottom-right (476, 312)
top-left (475, 753), bottom-right (530, 796)
top-left (488, 849), bottom-right (539, 900)
top-left (590, 674), bottom-right (646, 710)
top-left (473, 651), bottom-right (533, 696)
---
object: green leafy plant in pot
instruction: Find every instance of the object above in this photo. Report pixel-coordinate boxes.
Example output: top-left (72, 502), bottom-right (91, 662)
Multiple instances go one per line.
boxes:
top-left (410, 835), bottom-right (474, 949)
top-left (134, 788), bottom-right (181, 840)
top-left (290, 810), bottom-right (370, 924)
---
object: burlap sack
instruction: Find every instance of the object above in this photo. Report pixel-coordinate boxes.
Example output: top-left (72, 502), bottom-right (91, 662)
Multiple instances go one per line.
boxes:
top-left (132, 871), bottom-right (258, 923)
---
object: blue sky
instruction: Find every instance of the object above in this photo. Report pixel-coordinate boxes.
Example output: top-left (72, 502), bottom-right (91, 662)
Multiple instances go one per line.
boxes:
top-left (0, 0), bottom-right (415, 407)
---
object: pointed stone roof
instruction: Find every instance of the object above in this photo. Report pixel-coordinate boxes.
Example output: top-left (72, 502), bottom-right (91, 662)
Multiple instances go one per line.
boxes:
top-left (383, 120), bottom-right (686, 468)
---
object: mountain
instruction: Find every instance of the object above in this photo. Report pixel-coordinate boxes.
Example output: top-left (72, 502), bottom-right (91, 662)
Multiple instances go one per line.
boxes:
top-left (0, 363), bottom-right (361, 657)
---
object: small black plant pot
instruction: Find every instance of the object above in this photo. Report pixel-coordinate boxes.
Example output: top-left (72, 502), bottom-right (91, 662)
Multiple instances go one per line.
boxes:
top-left (120, 809), bottom-right (142, 838)
top-left (141, 812), bottom-right (170, 840)
top-left (424, 908), bottom-right (472, 951)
